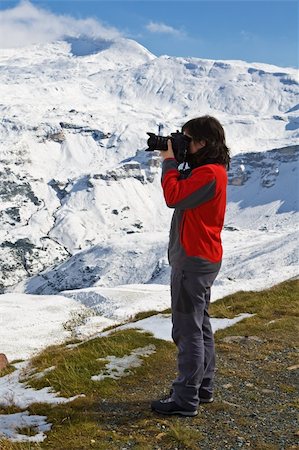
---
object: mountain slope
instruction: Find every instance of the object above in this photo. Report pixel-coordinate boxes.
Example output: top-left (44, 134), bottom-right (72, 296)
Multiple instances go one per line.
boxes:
top-left (0, 36), bottom-right (298, 292)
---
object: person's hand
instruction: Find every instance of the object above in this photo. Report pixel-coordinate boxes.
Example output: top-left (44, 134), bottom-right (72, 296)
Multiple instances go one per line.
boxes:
top-left (160, 138), bottom-right (175, 160)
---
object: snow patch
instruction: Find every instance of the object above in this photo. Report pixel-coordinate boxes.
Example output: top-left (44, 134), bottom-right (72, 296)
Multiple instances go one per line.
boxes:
top-left (91, 345), bottom-right (156, 381)
top-left (0, 293), bottom-right (89, 361)
top-left (0, 411), bottom-right (51, 443)
top-left (100, 313), bottom-right (253, 342)
top-left (0, 362), bottom-right (85, 409)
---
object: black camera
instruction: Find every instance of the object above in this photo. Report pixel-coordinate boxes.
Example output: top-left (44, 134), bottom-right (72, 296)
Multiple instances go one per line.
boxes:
top-left (145, 131), bottom-right (191, 164)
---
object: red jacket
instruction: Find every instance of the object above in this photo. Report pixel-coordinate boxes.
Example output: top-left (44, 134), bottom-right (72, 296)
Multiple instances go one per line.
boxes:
top-left (162, 158), bottom-right (227, 268)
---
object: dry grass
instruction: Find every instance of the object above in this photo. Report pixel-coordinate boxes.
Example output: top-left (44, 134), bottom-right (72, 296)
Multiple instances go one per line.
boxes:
top-left (0, 279), bottom-right (298, 449)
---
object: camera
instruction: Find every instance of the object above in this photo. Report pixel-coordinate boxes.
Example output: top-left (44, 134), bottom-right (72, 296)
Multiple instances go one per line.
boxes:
top-left (145, 131), bottom-right (191, 164)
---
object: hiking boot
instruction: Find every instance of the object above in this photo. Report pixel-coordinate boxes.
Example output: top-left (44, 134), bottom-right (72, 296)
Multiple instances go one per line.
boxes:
top-left (167, 388), bottom-right (213, 405)
top-left (151, 397), bottom-right (198, 417)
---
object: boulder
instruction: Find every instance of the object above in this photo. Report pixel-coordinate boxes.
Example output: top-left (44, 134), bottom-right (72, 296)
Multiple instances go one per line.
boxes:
top-left (0, 353), bottom-right (9, 371)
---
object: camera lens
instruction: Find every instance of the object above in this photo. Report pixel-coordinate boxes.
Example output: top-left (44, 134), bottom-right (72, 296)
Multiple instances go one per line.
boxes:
top-left (146, 133), bottom-right (168, 151)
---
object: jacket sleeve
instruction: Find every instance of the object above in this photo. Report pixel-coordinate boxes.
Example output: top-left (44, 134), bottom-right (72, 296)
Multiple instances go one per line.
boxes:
top-left (161, 158), bottom-right (216, 209)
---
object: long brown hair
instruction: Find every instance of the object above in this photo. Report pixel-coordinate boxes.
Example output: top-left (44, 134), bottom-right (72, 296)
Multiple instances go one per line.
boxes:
top-left (182, 116), bottom-right (230, 169)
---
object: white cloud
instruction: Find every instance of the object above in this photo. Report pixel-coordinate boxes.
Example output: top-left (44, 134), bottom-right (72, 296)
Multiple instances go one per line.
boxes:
top-left (0, 0), bottom-right (122, 49)
top-left (146, 21), bottom-right (185, 37)
top-left (240, 30), bottom-right (257, 42)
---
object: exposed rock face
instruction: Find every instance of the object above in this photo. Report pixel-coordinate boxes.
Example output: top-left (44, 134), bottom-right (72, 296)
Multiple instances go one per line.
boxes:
top-left (0, 353), bottom-right (9, 371)
top-left (59, 122), bottom-right (110, 143)
top-left (1, 144), bottom-right (298, 293)
top-left (228, 145), bottom-right (299, 187)
top-left (0, 236), bottom-right (70, 293)
top-left (46, 131), bottom-right (65, 143)
top-left (93, 152), bottom-right (161, 184)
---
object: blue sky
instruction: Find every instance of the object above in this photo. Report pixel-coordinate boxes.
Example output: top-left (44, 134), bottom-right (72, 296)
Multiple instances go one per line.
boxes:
top-left (0, 0), bottom-right (298, 67)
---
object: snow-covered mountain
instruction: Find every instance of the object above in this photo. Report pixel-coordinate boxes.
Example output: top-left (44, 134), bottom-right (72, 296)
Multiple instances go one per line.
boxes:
top-left (0, 35), bottom-right (298, 293)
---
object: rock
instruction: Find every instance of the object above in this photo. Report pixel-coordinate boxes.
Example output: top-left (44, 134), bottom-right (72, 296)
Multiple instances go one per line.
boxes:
top-left (224, 226), bottom-right (239, 231)
top-left (0, 353), bottom-right (9, 370)
top-left (287, 364), bottom-right (299, 371)
top-left (221, 335), bottom-right (242, 343)
top-left (221, 335), bottom-right (265, 344)
top-left (222, 400), bottom-right (240, 407)
top-left (261, 389), bottom-right (274, 394)
top-left (46, 131), bottom-right (65, 143)
top-left (248, 336), bottom-right (265, 343)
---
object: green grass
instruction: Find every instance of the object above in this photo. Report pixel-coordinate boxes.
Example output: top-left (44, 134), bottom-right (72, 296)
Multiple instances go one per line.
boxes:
top-left (26, 330), bottom-right (170, 397)
top-left (210, 279), bottom-right (298, 319)
top-left (0, 279), bottom-right (298, 450)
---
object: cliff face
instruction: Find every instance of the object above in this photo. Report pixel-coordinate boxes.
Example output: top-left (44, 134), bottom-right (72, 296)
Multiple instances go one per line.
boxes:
top-left (228, 145), bottom-right (299, 187)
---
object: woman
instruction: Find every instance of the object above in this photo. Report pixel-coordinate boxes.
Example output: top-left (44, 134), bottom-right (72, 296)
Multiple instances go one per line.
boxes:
top-left (151, 115), bottom-right (230, 416)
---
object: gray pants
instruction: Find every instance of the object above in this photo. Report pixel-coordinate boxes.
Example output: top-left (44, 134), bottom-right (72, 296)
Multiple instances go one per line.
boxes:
top-left (170, 267), bottom-right (220, 409)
